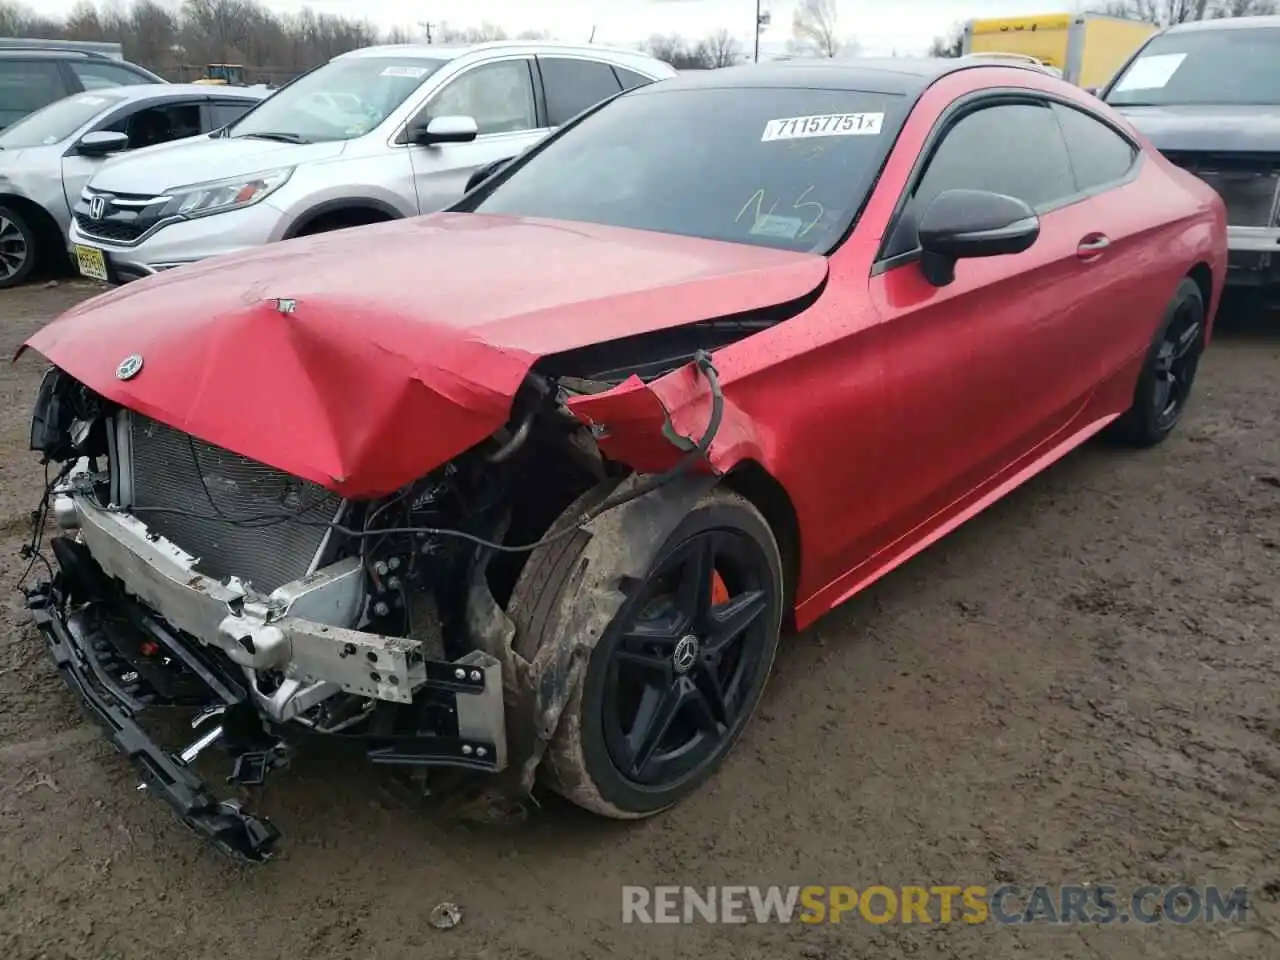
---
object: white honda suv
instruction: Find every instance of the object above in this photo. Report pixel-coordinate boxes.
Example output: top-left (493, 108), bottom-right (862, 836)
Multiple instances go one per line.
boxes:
top-left (67, 41), bottom-right (675, 284)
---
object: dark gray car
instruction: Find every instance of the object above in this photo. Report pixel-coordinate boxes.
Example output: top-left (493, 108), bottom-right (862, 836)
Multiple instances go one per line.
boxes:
top-left (0, 84), bottom-right (264, 288)
top-left (1102, 16), bottom-right (1280, 295)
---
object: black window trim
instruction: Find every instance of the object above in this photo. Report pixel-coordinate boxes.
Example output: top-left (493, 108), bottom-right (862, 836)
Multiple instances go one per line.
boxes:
top-left (871, 87), bottom-right (1145, 277)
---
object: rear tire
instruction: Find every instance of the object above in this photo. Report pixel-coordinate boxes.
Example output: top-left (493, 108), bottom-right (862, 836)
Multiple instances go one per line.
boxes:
top-left (0, 204), bottom-right (37, 289)
top-left (507, 486), bottom-right (784, 818)
top-left (1109, 277), bottom-right (1205, 448)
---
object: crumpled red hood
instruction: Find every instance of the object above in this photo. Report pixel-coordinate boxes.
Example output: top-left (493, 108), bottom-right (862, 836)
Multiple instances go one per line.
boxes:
top-left (21, 212), bottom-right (826, 497)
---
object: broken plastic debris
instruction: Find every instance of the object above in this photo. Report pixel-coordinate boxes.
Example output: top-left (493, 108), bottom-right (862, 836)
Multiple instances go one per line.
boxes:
top-left (429, 902), bottom-right (462, 930)
top-left (22, 772), bottom-right (58, 793)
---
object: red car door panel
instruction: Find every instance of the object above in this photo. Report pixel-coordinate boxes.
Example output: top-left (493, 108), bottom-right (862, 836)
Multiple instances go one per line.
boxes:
top-left (867, 206), bottom-right (1097, 549)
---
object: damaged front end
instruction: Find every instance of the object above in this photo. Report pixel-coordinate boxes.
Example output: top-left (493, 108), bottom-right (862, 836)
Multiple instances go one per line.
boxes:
top-left (21, 343), bottom-right (731, 861)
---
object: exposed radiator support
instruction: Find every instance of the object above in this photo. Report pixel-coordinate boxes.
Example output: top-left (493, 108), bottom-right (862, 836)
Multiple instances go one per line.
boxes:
top-left (121, 412), bottom-right (344, 593)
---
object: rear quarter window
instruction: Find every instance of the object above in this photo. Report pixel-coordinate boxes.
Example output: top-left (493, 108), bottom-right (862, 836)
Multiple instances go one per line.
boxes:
top-left (1052, 103), bottom-right (1137, 192)
top-left (0, 60), bottom-right (65, 128)
top-left (539, 57), bottom-right (623, 126)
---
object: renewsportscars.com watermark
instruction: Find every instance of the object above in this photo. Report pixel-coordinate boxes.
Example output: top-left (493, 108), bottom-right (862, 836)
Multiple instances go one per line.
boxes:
top-left (622, 884), bottom-right (1250, 925)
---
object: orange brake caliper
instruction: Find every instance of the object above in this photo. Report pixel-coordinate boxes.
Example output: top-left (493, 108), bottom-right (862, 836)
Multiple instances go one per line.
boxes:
top-left (710, 569), bottom-right (730, 607)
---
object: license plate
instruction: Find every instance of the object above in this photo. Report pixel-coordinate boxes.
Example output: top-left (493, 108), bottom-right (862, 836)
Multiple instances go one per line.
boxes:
top-left (74, 244), bottom-right (108, 282)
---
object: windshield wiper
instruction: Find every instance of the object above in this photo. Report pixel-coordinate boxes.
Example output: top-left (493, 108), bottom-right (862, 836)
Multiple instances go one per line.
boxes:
top-left (237, 131), bottom-right (311, 144)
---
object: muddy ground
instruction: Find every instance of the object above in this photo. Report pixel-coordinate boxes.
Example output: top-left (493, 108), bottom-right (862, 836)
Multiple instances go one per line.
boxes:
top-left (0, 279), bottom-right (1277, 960)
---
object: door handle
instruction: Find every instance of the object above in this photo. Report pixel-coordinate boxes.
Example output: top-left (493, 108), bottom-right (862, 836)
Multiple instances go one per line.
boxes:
top-left (1077, 234), bottom-right (1111, 259)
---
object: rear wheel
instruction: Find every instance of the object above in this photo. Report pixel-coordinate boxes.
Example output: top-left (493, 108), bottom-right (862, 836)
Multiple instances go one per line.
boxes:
top-left (0, 205), bottom-right (36, 289)
top-left (1110, 277), bottom-right (1205, 448)
top-left (508, 487), bottom-right (784, 818)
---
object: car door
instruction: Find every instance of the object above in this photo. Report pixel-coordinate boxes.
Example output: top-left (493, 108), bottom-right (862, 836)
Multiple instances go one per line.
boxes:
top-left (867, 96), bottom-right (1107, 542)
top-left (1049, 100), bottom-right (1164, 384)
top-left (406, 57), bottom-right (547, 213)
top-left (60, 98), bottom-right (206, 214)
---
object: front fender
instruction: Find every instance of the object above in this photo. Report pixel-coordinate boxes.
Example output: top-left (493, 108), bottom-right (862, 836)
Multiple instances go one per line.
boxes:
top-left (565, 358), bottom-right (767, 476)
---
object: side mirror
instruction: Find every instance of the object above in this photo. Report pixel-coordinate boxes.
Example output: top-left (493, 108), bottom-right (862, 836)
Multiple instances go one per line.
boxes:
top-left (76, 130), bottom-right (130, 157)
top-left (410, 115), bottom-right (479, 146)
top-left (465, 156), bottom-right (512, 193)
top-left (917, 188), bottom-right (1040, 287)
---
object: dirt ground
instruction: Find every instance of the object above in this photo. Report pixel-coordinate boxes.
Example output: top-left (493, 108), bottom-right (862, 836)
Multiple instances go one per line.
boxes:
top-left (0, 279), bottom-right (1277, 960)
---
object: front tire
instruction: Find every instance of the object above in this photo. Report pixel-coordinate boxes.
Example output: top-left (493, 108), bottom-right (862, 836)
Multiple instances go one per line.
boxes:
top-left (1110, 277), bottom-right (1205, 448)
top-left (508, 487), bottom-right (784, 818)
top-left (0, 205), bottom-right (37, 289)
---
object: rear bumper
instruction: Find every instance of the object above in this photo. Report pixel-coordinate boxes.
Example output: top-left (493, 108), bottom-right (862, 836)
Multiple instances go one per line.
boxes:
top-left (1225, 227), bottom-right (1280, 290)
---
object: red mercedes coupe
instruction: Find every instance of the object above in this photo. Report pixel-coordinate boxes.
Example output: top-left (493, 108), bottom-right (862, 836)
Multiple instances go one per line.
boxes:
top-left (20, 57), bottom-right (1225, 860)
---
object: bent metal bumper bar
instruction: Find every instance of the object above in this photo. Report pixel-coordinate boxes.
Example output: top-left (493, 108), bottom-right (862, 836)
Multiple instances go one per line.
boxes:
top-left (25, 493), bottom-right (512, 861)
top-left (27, 586), bottom-right (282, 861)
top-left (60, 492), bottom-right (506, 761)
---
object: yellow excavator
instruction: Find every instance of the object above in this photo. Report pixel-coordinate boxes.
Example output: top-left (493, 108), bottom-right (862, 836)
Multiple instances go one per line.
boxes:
top-left (193, 63), bottom-right (246, 86)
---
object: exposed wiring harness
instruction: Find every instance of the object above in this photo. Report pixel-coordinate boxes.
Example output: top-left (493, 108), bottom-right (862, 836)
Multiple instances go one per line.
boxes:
top-left (114, 351), bottom-right (726, 555)
top-left (17, 461), bottom-right (72, 588)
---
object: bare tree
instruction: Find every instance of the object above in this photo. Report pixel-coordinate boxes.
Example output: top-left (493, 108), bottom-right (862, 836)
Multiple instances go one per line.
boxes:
top-left (791, 0), bottom-right (841, 58)
top-left (0, 0), bottom-right (567, 81)
top-left (695, 28), bottom-right (741, 68)
top-left (644, 33), bottom-right (716, 68)
top-left (928, 23), bottom-right (965, 58)
top-left (435, 21), bottom-right (507, 43)
top-left (385, 24), bottom-right (414, 45)
top-left (1093, 0), bottom-right (1274, 20)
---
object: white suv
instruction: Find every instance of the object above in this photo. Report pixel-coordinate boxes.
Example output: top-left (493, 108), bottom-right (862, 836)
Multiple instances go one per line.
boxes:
top-left (67, 41), bottom-right (675, 283)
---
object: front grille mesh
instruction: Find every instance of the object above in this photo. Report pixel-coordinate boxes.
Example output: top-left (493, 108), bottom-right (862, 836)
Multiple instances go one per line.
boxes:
top-left (74, 213), bottom-right (146, 243)
top-left (127, 414), bottom-right (342, 593)
top-left (1163, 152), bottom-right (1280, 228)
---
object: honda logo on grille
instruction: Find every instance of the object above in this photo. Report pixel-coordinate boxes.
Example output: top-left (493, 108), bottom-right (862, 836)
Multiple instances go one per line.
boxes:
top-left (88, 195), bottom-right (107, 220)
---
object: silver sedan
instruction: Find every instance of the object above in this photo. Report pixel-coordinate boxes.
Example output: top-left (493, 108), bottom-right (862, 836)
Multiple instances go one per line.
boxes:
top-left (0, 83), bottom-right (265, 288)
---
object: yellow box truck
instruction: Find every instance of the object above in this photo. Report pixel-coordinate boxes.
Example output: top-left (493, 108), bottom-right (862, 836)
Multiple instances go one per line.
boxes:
top-left (962, 12), bottom-right (1158, 89)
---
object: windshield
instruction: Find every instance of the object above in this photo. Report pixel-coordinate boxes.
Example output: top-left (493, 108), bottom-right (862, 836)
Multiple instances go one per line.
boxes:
top-left (0, 91), bottom-right (123, 148)
top-left (1105, 27), bottom-right (1280, 106)
top-left (227, 56), bottom-right (447, 143)
top-left (471, 86), bottom-right (905, 253)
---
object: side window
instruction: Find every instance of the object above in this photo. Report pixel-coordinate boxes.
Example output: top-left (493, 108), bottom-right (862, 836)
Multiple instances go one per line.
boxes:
top-left (69, 60), bottom-right (153, 90)
top-left (108, 102), bottom-right (203, 149)
top-left (914, 102), bottom-right (1076, 214)
top-left (0, 61), bottom-right (65, 128)
top-left (883, 101), bottom-right (1076, 260)
top-left (1051, 102), bottom-right (1137, 192)
top-left (614, 67), bottom-right (653, 91)
top-left (207, 100), bottom-right (255, 130)
top-left (424, 60), bottom-right (537, 136)
top-left (539, 57), bottom-right (623, 126)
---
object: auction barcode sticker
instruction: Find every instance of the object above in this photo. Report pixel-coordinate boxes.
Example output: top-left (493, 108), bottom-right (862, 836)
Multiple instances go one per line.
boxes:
top-left (761, 113), bottom-right (883, 141)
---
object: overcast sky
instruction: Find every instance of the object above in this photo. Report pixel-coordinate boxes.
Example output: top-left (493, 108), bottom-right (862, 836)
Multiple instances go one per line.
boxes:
top-left (48, 0), bottom-right (1091, 55)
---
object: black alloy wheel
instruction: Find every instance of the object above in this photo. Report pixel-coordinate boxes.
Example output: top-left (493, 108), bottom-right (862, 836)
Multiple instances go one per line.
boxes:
top-left (508, 487), bottom-right (784, 818)
top-left (1111, 276), bottom-right (1206, 448)
top-left (1150, 296), bottom-right (1203, 433)
top-left (602, 527), bottom-right (772, 788)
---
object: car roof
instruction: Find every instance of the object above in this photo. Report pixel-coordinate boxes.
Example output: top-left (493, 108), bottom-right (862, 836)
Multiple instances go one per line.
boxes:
top-left (0, 48), bottom-right (132, 60)
top-left (336, 40), bottom-right (664, 63)
top-left (650, 57), bottom-right (1050, 96)
top-left (1164, 13), bottom-right (1280, 32)
top-left (82, 83), bottom-right (267, 102)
